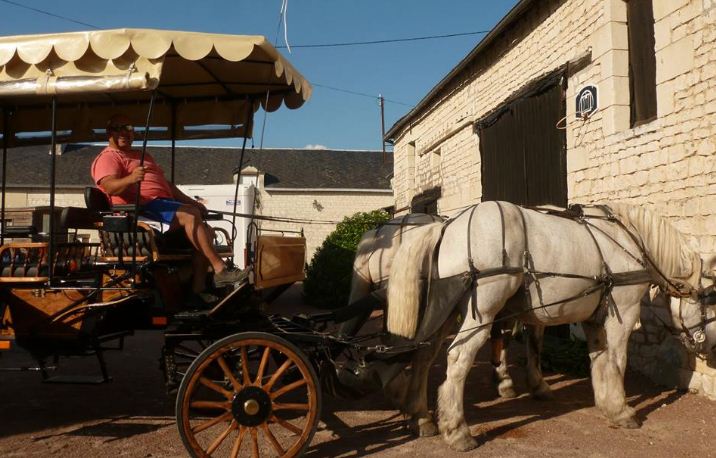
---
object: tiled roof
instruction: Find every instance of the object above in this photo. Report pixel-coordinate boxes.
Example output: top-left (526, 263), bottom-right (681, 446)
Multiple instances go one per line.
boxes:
top-left (0, 144), bottom-right (393, 190)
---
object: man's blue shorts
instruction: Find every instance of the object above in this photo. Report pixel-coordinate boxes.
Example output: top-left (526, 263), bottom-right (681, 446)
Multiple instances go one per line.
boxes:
top-left (142, 198), bottom-right (183, 226)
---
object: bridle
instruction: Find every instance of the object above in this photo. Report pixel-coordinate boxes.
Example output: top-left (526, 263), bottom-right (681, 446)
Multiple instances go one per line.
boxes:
top-left (666, 271), bottom-right (716, 354)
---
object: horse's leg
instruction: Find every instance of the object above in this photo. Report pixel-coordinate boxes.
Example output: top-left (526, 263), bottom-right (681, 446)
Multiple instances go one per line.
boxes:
top-left (399, 314), bottom-right (456, 436)
top-left (524, 323), bottom-right (554, 400)
top-left (437, 298), bottom-right (495, 451)
top-left (582, 303), bottom-right (641, 428)
top-left (490, 323), bottom-right (516, 398)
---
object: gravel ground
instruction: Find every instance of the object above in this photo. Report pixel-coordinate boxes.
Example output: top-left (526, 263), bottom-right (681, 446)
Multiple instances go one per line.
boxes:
top-left (1, 285), bottom-right (715, 457)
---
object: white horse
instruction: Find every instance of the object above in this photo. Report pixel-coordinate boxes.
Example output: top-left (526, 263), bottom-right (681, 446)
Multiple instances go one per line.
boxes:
top-left (341, 213), bottom-right (532, 436)
top-left (386, 202), bottom-right (716, 451)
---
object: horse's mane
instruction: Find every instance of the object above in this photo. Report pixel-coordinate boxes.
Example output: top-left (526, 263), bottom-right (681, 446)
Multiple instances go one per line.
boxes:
top-left (607, 203), bottom-right (700, 286)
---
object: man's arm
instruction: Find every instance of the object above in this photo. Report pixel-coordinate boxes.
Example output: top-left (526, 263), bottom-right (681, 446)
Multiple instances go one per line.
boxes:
top-left (99, 167), bottom-right (145, 196)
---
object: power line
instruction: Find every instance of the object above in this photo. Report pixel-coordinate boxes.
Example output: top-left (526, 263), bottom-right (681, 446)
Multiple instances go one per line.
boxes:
top-left (1, 2), bottom-right (416, 108)
top-left (0, 0), bottom-right (99, 29)
top-left (312, 83), bottom-right (413, 107)
top-left (276, 30), bottom-right (490, 49)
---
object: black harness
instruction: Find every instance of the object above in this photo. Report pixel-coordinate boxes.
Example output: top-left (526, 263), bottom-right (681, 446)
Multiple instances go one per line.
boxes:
top-left (420, 202), bottom-right (713, 349)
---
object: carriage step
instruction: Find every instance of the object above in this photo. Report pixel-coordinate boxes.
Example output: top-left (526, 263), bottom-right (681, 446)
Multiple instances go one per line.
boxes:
top-left (43, 374), bottom-right (112, 384)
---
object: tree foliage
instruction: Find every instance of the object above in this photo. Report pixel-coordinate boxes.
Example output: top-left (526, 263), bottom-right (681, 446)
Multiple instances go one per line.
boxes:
top-left (303, 209), bottom-right (390, 309)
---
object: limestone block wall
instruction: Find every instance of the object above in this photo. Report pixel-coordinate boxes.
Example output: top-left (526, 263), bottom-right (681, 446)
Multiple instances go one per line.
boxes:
top-left (390, 0), bottom-right (716, 396)
top-left (256, 189), bottom-right (393, 260)
top-left (568, 0), bottom-right (716, 256)
top-left (393, 0), bottom-right (600, 215)
top-left (629, 293), bottom-right (716, 400)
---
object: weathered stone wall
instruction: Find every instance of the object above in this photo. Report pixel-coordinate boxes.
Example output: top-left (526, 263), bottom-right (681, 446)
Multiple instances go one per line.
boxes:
top-left (256, 189), bottom-right (393, 259)
top-left (629, 292), bottom-right (716, 400)
top-left (391, 0), bottom-right (716, 396)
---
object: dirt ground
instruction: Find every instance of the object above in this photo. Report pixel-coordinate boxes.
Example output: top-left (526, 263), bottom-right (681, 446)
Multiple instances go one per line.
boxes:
top-left (1, 285), bottom-right (715, 457)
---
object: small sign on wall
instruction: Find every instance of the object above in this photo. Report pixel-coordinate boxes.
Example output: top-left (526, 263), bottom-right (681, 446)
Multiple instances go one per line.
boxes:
top-left (575, 84), bottom-right (598, 119)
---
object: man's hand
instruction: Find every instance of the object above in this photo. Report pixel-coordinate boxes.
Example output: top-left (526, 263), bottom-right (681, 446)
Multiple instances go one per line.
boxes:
top-left (129, 166), bottom-right (145, 183)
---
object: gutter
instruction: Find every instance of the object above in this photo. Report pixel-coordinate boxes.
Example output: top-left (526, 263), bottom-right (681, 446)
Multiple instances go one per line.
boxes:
top-left (385, 0), bottom-right (535, 142)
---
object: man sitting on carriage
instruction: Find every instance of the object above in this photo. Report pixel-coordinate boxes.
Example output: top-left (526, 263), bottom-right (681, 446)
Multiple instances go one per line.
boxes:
top-left (91, 114), bottom-right (244, 298)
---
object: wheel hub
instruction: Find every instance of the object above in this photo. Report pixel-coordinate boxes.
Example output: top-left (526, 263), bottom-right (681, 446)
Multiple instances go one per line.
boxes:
top-left (232, 386), bottom-right (272, 426)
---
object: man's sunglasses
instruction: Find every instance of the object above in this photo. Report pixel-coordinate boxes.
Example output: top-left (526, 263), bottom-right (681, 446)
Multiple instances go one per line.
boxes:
top-left (108, 124), bottom-right (134, 132)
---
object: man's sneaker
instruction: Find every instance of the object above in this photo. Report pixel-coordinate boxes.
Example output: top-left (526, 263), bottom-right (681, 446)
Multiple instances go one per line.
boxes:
top-left (213, 267), bottom-right (249, 288)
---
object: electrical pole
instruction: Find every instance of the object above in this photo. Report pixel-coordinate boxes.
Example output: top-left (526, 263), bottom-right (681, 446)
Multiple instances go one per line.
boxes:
top-left (379, 94), bottom-right (386, 164)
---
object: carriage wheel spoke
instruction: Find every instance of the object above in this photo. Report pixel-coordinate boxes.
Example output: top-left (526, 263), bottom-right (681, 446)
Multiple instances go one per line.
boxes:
top-left (200, 376), bottom-right (233, 399)
top-left (273, 402), bottom-right (309, 411)
top-left (270, 415), bottom-right (302, 435)
top-left (192, 411), bottom-right (232, 434)
top-left (190, 400), bottom-right (231, 411)
top-left (264, 359), bottom-right (292, 391)
top-left (216, 355), bottom-right (242, 392)
top-left (230, 426), bottom-right (247, 458)
top-left (241, 346), bottom-right (251, 385)
top-left (270, 378), bottom-right (307, 400)
top-left (255, 347), bottom-right (271, 385)
top-left (261, 423), bottom-right (285, 455)
top-left (206, 420), bottom-right (236, 455)
top-left (250, 427), bottom-right (260, 458)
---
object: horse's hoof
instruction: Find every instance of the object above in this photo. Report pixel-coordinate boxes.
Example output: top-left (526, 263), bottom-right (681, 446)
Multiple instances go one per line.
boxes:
top-left (498, 382), bottom-right (517, 399)
top-left (530, 381), bottom-right (554, 401)
top-left (613, 415), bottom-right (641, 429)
top-left (531, 388), bottom-right (555, 401)
top-left (444, 428), bottom-right (478, 451)
top-left (448, 435), bottom-right (478, 452)
top-left (417, 419), bottom-right (439, 437)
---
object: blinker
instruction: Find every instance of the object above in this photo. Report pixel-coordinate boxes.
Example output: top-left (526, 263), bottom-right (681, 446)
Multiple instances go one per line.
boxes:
top-left (698, 285), bottom-right (716, 305)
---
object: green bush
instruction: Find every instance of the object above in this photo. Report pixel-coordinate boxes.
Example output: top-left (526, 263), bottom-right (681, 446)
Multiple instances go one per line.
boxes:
top-left (303, 209), bottom-right (390, 309)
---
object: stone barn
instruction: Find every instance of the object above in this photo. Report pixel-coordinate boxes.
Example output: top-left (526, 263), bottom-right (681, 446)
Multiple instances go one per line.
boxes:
top-left (386, 0), bottom-right (716, 398)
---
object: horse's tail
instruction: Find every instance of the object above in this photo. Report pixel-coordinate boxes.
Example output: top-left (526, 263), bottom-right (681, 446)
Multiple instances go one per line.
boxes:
top-left (386, 223), bottom-right (444, 339)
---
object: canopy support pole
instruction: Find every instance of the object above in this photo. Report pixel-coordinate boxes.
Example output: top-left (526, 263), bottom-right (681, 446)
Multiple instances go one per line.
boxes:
top-left (170, 101), bottom-right (177, 184)
top-left (231, 101), bottom-right (254, 266)
top-left (131, 90), bottom-right (157, 279)
top-left (48, 96), bottom-right (57, 285)
top-left (1, 108), bottom-right (8, 246)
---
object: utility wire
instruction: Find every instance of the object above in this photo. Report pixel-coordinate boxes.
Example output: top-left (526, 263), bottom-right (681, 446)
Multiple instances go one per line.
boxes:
top-left (0, 0), bottom-right (99, 29)
top-left (312, 83), bottom-right (413, 107)
top-left (2, 1), bottom-right (428, 108)
top-left (276, 30), bottom-right (490, 49)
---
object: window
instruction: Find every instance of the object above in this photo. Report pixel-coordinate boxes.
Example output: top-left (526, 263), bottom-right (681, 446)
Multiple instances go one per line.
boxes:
top-left (626, 0), bottom-right (657, 127)
top-left (411, 187), bottom-right (441, 215)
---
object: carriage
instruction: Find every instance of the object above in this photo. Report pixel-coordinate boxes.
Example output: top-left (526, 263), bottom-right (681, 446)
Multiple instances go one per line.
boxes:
top-left (0, 29), bottom-right (409, 457)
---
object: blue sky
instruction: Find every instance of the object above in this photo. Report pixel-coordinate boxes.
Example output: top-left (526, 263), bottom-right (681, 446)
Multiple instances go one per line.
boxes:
top-left (3, 0), bottom-right (518, 150)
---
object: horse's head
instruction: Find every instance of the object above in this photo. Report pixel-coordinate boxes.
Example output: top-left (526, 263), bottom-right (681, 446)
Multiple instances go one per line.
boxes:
top-left (669, 257), bottom-right (716, 355)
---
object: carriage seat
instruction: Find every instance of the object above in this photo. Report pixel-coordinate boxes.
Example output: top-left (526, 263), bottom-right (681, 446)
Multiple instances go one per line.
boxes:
top-left (83, 187), bottom-right (232, 263)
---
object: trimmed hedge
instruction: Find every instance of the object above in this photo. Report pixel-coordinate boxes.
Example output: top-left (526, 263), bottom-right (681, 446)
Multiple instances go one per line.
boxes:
top-left (303, 210), bottom-right (390, 309)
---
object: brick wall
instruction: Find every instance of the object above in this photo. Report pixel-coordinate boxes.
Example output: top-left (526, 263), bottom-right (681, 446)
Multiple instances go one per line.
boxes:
top-left (391, 0), bottom-right (716, 396)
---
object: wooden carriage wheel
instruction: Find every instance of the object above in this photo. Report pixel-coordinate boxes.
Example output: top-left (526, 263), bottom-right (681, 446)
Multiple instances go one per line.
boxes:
top-left (176, 332), bottom-right (321, 457)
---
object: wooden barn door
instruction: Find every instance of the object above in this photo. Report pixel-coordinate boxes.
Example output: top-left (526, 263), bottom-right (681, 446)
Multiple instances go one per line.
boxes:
top-left (478, 72), bottom-right (567, 207)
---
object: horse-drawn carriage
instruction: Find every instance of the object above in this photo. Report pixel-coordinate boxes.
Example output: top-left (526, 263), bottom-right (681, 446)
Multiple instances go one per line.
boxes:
top-left (0, 28), bottom-right (389, 457)
top-left (3, 28), bottom-right (716, 458)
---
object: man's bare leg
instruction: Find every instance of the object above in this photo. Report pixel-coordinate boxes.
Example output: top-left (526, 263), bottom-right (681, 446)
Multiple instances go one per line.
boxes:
top-left (173, 205), bottom-right (225, 273)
